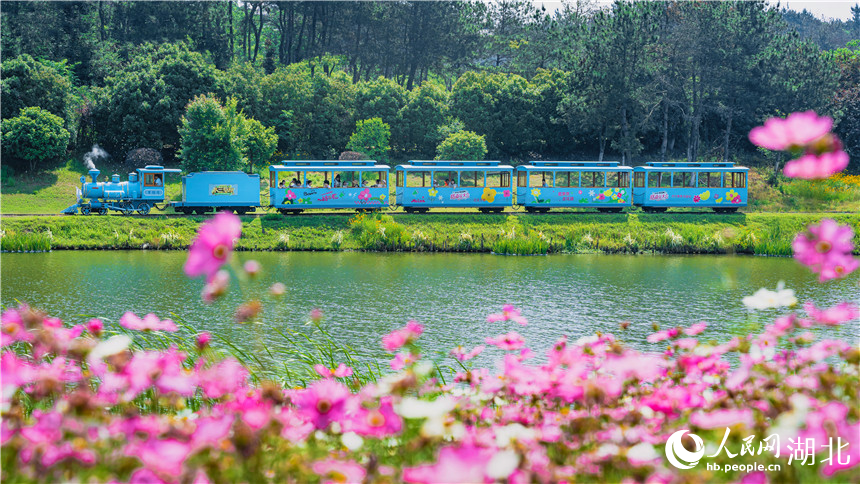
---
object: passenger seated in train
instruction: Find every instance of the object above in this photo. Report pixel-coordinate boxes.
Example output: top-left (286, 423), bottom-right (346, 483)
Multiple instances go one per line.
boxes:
top-left (333, 175), bottom-right (342, 188)
top-left (289, 178), bottom-right (299, 187)
top-left (449, 178), bottom-right (457, 188)
top-left (362, 180), bottom-right (369, 187)
top-left (323, 180), bottom-right (331, 189)
top-left (278, 179), bottom-right (286, 188)
top-left (305, 179), bottom-right (313, 187)
top-left (375, 178), bottom-right (386, 187)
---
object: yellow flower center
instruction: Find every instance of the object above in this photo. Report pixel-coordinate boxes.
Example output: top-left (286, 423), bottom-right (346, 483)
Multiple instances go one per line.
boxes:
top-left (815, 241), bottom-right (832, 254)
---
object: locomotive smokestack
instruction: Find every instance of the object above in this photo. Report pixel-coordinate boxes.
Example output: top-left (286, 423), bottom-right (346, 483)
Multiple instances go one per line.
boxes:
top-left (83, 144), bottom-right (110, 171)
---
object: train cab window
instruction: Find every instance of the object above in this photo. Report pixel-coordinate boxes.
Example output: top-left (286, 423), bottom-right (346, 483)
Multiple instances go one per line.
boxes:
top-left (727, 172), bottom-right (746, 188)
top-left (673, 172), bottom-right (694, 188)
top-left (459, 171), bottom-right (480, 187)
top-left (555, 171), bottom-right (572, 188)
top-left (634, 172), bottom-right (645, 188)
top-left (530, 171), bottom-right (553, 187)
top-left (517, 171), bottom-right (528, 187)
top-left (581, 171), bottom-right (604, 188)
top-left (144, 173), bottom-right (161, 187)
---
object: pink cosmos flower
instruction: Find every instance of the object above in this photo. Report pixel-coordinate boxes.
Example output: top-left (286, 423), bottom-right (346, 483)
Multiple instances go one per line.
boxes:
top-left (804, 302), bottom-right (859, 325)
top-left (184, 211), bottom-right (242, 282)
top-left (783, 151), bottom-right (850, 179)
top-left (1, 308), bottom-right (33, 347)
top-left (243, 260), bottom-right (260, 276)
top-left (196, 332), bottom-right (211, 350)
top-left (198, 358), bottom-right (248, 399)
top-left (390, 352), bottom-right (419, 370)
top-left (403, 445), bottom-right (494, 483)
top-left (748, 111), bottom-right (833, 151)
top-left (201, 269), bottom-right (229, 303)
top-left (381, 320), bottom-right (424, 351)
top-left (86, 318), bottom-right (103, 336)
top-left (314, 363), bottom-right (353, 378)
top-left (450, 344), bottom-right (485, 362)
top-left (646, 327), bottom-right (680, 343)
top-left (125, 438), bottom-right (192, 478)
top-left (293, 378), bottom-right (350, 429)
top-left (312, 458), bottom-right (367, 484)
top-left (485, 331), bottom-right (525, 351)
top-left (486, 304), bottom-right (528, 326)
top-left (792, 219), bottom-right (858, 281)
top-left (684, 322), bottom-right (707, 336)
top-left (120, 312), bottom-right (177, 332)
top-left (348, 396), bottom-right (403, 437)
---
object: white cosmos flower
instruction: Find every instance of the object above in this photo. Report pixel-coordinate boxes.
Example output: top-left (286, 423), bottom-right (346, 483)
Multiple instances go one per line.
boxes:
top-left (88, 334), bottom-right (132, 363)
top-left (742, 281), bottom-right (797, 310)
top-left (486, 449), bottom-right (520, 479)
top-left (627, 442), bottom-right (660, 465)
top-left (341, 432), bottom-right (363, 451)
top-left (494, 423), bottom-right (536, 448)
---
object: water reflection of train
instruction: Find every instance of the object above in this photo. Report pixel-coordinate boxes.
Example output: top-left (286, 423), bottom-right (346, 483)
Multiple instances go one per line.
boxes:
top-left (61, 160), bottom-right (748, 215)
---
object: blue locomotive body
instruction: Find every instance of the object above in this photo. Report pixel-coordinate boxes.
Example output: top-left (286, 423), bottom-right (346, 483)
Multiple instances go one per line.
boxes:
top-left (171, 171), bottom-right (261, 215)
top-left (62, 165), bottom-right (181, 215)
top-left (515, 161), bottom-right (633, 212)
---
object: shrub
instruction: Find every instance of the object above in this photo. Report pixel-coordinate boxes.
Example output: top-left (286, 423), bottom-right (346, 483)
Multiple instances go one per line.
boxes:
top-left (1, 106), bottom-right (70, 172)
top-left (346, 117), bottom-right (391, 162)
top-left (435, 130), bottom-right (487, 161)
top-left (125, 148), bottom-right (163, 170)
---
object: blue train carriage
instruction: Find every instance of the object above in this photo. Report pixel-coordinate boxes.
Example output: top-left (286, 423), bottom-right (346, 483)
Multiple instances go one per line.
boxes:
top-left (61, 165), bottom-right (181, 215)
top-left (632, 162), bottom-right (749, 213)
top-left (171, 171), bottom-right (261, 215)
top-left (269, 161), bottom-right (390, 214)
top-left (394, 161), bottom-right (514, 213)
top-left (515, 161), bottom-right (633, 213)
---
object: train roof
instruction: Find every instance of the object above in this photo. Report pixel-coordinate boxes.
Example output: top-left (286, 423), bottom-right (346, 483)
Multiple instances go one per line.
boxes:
top-left (396, 160), bottom-right (514, 170)
top-left (634, 162), bottom-right (748, 171)
top-left (269, 161), bottom-right (389, 171)
top-left (517, 161), bottom-right (631, 171)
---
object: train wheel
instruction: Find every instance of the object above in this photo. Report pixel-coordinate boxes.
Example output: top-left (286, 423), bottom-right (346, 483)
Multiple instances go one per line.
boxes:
top-left (137, 203), bottom-right (151, 215)
top-left (98, 208), bottom-right (108, 216)
top-left (236, 208), bottom-right (249, 215)
top-left (80, 206), bottom-right (91, 216)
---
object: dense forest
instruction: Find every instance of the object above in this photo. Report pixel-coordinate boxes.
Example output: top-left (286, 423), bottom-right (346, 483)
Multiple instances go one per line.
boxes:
top-left (1, 0), bottom-right (858, 173)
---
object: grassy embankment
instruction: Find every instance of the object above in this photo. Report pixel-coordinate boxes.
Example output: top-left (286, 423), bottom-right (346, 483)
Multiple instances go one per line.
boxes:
top-left (2, 212), bottom-right (858, 256)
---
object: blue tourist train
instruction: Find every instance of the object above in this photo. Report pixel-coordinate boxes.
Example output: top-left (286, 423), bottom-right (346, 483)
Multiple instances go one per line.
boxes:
top-left (269, 161), bottom-right (390, 214)
top-left (515, 161), bottom-right (633, 213)
top-left (61, 160), bottom-right (752, 216)
top-left (62, 165), bottom-right (181, 215)
top-left (632, 162), bottom-right (748, 213)
top-left (171, 171), bottom-right (261, 215)
top-left (394, 161), bottom-right (514, 213)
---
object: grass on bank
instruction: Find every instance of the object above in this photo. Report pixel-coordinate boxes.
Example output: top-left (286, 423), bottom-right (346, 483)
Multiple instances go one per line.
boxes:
top-left (2, 212), bottom-right (858, 256)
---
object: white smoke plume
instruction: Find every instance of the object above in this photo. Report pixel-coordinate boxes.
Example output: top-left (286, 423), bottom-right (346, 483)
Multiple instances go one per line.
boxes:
top-left (83, 144), bottom-right (109, 171)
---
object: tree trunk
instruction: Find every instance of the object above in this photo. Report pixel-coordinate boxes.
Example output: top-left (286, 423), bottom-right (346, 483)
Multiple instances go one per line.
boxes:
top-left (252, 2), bottom-right (264, 63)
top-left (598, 126), bottom-right (606, 162)
top-left (723, 110), bottom-right (732, 163)
top-left (660, 99), bottom-right (669, 162)
top-left (98, 1), bottom-right (106, 42)
top-left (620, 105), bottom-right (631, 163)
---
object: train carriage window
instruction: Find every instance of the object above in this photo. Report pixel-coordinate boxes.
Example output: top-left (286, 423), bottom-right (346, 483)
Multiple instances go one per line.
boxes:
top-left (648, 172), bottom-right (670, 188)
top-left (396, 171), bottom-right (404, 187)
top-left (406, 171), bottom-right (430, 187)
top-left (673, 172), bottom-right (694, 188)
top-left (434, 171), bottom-right (456, 187)
top-left (459, 170), bottom-right (479, 187)
top-left (333, 171), bottom-right (360, 187)
top-left (581, 171), bottom-right (604, 188)
top-left (270, 171), bottom-right (277, 189)
top-left (619, 171), bottom-right (630, 187)
top-left (517, 171), bottom-right (528, 187)
top-left (376, 171), bottom-right (388, 187)
top-left (555, 171), bottom-right (572, 188)
top-left (530, 171), bottom-right (553, 187)
top-left (727, 172), bottom-right (746, 188)
top-left (697, 173), bottom-right (709, 188)
top-left (305, 171), bottom-right (329, 187)
top-left (501, 172), bottom-right (511, 188)
top-left (634, 172), bottom-right (645, 188)
top-left (607, 172), bottom-right (621, 188)
top-left (486, 171), bottom-right (505, 187)
top-left (709, 172), bottom-right (722, 188)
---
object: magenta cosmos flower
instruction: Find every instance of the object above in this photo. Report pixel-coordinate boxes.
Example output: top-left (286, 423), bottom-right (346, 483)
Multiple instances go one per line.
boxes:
top-left (783, 150), bottom-right (849, 179)
top-left (792, 219), bottom-right (858, 281)
top-left (293, 378), bottom-right (350, 430)
top-left (119, 312), bottom-right (177, 332)
top-left (748, 111), bottom-right (833, 151)
top-left (184, 211), bottom-right (242, 282)
top-left (381, 320), bottom-right (424, 351)
top-left (403, 445), bottom-right (495, 483)
top-left (486, 304), bottom-right (528, 326)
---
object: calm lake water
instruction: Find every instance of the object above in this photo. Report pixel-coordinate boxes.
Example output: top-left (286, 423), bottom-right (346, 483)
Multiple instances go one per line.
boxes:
top-left (2, 251), bottom-right (857, 370)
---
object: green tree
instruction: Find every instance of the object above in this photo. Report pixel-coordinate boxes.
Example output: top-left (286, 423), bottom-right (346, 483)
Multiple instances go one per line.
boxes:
top-left (395, 80), bottom-right (449, 159)
top-left (178, 95), bottom-right (246, 173)
top-left (243, 117), bottom-right (278, 173)
top-left (1, 107), bottom-right (70, 172)
top-left (355, 77), bottom-right (407, 130)
top-left (435, 130), bottom-right (487, 161)
top-left (346, 118), bottom-right (391, 162)
top-left (93, 42), bottom-right (222, 158)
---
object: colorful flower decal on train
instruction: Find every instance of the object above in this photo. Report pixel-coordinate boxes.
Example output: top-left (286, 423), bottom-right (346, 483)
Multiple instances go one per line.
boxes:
top-left (286, 190), bottom-right (296, 200)
top-left (481, 188), bottom-right (497, 203)
top-left (428, 188), bottom-right (438, 197)
top-left (594, 188), bottom-right (626, 204)
top-left (358, 188), bottom-right (371, 202)
top-left (503, 189), bottom-right (511, 198)
top-left (531, 188), bottom-right (541, 202)
top-left (693, 190), bottom-right (711, 202)
top-left (725, 189), bottom-right (741, 204)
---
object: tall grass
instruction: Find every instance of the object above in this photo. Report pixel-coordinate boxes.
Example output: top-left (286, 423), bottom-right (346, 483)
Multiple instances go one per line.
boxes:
top-left (0, 229), bottom-right (52, 252)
